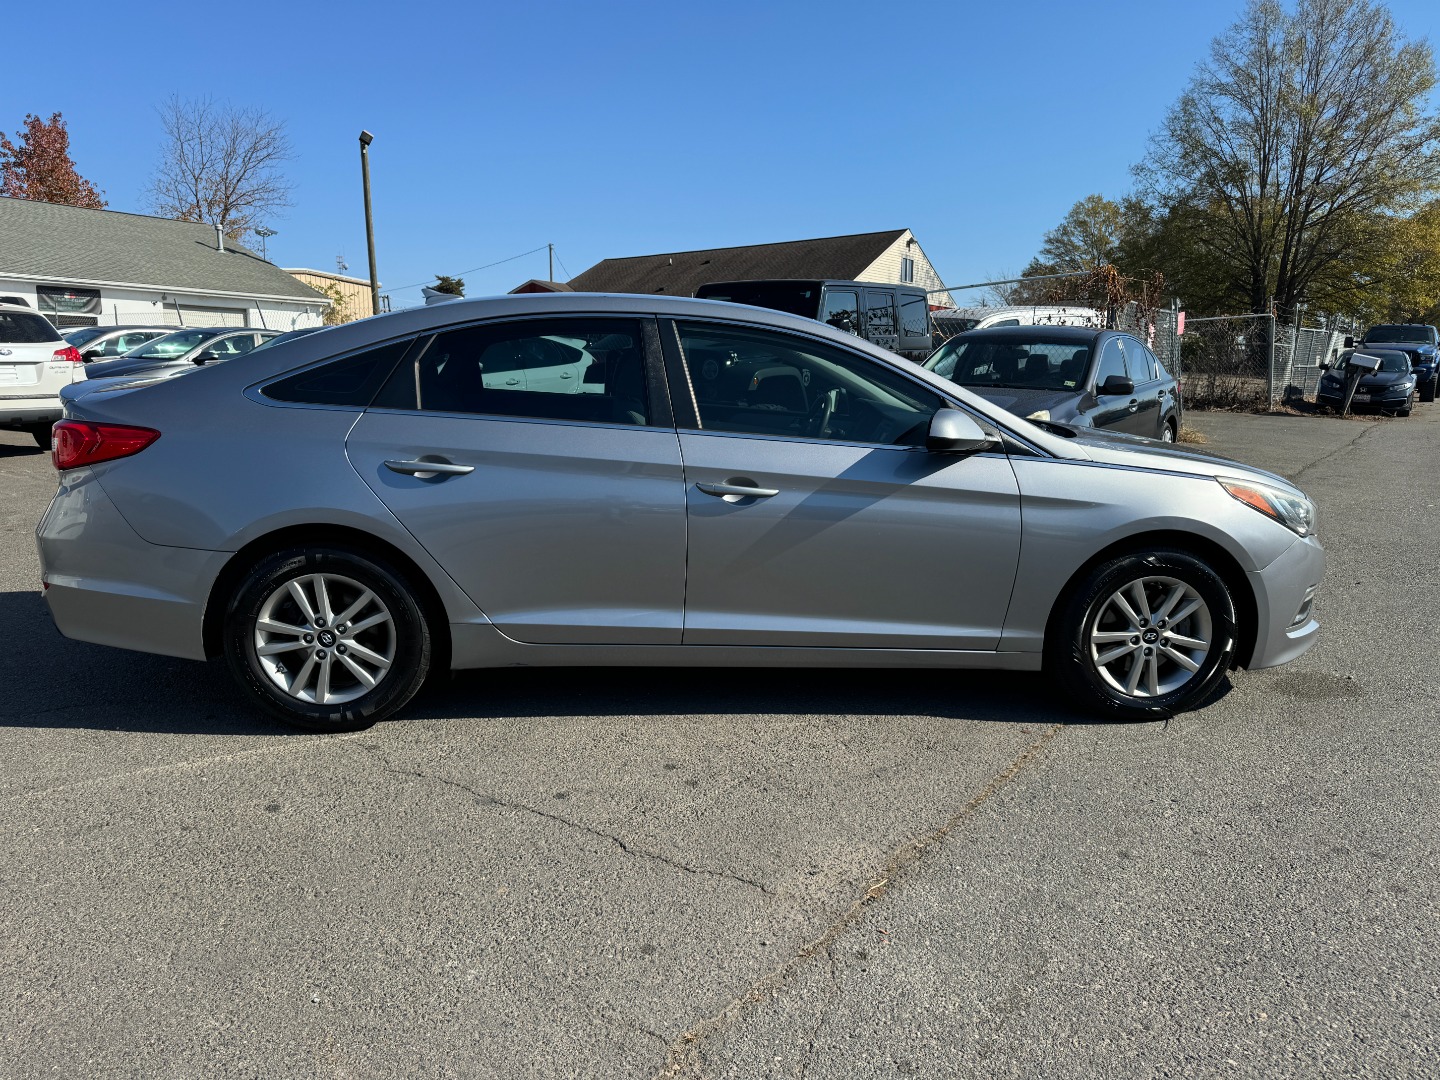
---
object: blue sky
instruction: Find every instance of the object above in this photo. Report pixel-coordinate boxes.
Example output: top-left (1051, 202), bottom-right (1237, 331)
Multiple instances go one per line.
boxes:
top-left (11, 0), bottom-right (1440, 308)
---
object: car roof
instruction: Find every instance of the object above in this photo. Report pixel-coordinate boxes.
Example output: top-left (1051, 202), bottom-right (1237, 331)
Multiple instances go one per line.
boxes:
top-left (945, 324), bottom-right (1108, 342)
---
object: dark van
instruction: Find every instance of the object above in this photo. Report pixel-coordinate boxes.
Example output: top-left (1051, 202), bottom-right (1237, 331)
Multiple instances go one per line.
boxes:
top-left (693, 279), bottom-right (934, 360)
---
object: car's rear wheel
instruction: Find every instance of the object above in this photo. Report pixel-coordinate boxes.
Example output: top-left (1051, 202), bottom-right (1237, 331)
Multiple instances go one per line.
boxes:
top-left (224, 546), bottom-right (431, 732)
top-left (25, 423), bottom-right (51, 449)
top-left (1047, 549), bottom-right (1237, 720)
top-left (1422, 376), bottom-right (1437, 403)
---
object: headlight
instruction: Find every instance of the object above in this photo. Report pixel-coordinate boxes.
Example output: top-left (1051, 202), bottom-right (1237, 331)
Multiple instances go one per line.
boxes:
top-left (1219, 477), bottom-right (1316, 537)
top-left (1026, 409), bottom-right (1051, 421)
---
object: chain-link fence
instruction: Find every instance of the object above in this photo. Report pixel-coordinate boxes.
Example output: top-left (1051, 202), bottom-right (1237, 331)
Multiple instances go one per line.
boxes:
top-left (1179, 313), bottom-right (1353, 410)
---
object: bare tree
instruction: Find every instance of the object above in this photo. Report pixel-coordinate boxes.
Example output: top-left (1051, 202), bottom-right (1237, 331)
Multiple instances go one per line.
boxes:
top-left (149, 96), bottom-right (293, 241)
top-left (1138, 0), bottom-right (1440, 314)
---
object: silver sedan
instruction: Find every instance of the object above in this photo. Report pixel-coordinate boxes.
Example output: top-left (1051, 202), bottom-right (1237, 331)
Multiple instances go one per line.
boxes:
top-left (37, 294), bottom-right (1323, 731)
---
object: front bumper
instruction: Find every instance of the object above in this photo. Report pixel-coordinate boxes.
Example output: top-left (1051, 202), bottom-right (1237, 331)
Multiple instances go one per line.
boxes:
top-left (1245, 533), bottom-right (1325, 669)
top-left (36, 469), bottom-right (229, 661)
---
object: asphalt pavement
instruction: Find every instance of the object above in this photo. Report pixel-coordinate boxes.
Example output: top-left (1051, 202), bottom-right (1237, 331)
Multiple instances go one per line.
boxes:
top-left (0, 407), bottom-right (1435, 1079)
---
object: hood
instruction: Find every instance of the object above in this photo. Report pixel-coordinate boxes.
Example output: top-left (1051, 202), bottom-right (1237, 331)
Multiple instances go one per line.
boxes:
top-left (1059, 423), bottom-right (1300, 491)
top-left (966, 385), bottom-right (1084, 420)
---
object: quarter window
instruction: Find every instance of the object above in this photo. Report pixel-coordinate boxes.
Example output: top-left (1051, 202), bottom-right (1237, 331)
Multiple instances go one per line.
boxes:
top-left (676, 321), bottom-right (944, 446)
top-left (378, 318), bottom-right (653, 427)
top-left (264, 339), bottom-right (415, 407)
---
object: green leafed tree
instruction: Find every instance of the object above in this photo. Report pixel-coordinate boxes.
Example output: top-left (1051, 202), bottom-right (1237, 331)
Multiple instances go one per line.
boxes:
top-left (1137, 0), bottom-right (1440, 315)
top-left (432, 275), bottom-right (465, 296)
top-left (0, 112), bottom-right (106, 208)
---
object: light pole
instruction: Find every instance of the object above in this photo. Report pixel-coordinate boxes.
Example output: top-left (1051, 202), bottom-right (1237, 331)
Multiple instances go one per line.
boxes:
top-left (253, 226), bottom-right (276, 262)
top-left (359, 130), bottom-right (379, 318)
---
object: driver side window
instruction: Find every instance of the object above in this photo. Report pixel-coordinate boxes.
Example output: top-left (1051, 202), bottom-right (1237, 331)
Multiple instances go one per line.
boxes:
top-left (1095, 338), bottom-right (1127, 391)
top-left (676, 321), bottom-right (944, 446)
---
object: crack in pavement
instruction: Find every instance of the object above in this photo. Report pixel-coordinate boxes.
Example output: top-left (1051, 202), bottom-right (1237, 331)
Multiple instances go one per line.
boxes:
top-left (377, 760), bottom-right (778, 898)
top-left (653, 722), bottom-right (1065, 1079)
top-left (1289, 417), bottom-right (1380, 486)
top-left (795, 944), bottom-right (839, 1080)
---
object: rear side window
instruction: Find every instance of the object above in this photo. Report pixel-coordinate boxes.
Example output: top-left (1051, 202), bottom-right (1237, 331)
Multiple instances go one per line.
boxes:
top-left (263, 339), bottom-right (414, 407)
top-left (899, 293), bottom-right (929, 338)
top-left (0, 311), bottom-right (61, 343)
top-left (377, 318), bottom-right (653, 427)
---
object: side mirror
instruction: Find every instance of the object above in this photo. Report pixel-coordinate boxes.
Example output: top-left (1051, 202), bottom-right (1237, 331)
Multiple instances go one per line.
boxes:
top-left (1343, 336), bottom-right (1355, 349)
top-left (926, 408), bottom-right (999, 454)
top-left (1319, 361), bottom-right (1329, 370)
top-left (1098, 374), bottom-right (1135, 396)
top-left (193, 351), bottom-right (220, 365)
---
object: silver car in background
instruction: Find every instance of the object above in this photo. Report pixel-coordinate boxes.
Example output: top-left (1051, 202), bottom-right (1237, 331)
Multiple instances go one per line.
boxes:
top-left (37, 294), bottom-right (1324, 731)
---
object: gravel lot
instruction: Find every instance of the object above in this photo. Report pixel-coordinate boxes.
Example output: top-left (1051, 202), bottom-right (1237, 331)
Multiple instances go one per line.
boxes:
top-left (1, 408), bottom-right (1436, 1079)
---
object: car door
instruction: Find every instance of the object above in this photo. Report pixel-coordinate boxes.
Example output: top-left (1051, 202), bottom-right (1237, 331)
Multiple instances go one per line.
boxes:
top-left (344, 315), bottom-right (687, 645)
top-left (1118, 337), bottom-right (1163, 437)
top-left (1086, 335), bottom-right (1147, 435)
top-left (664, 318), bottom-right (1022, 649)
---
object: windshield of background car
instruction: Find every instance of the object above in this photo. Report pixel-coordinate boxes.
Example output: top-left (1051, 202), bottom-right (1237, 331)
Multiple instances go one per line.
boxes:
top-left (0, 310), bottom-right (63, 343)
top-left (64, 326), bottom-right (108, 346)
top-left (126, 329), bottom-right (215, 359)
top-left (924, 334), bottom-right (1094, 391)
top-left (693, 283), bottom-right (822, 320)
top-left (1338, 350), bottom-right (1409, 373)
top-left (1363, 326), bottom-right (1429, 344)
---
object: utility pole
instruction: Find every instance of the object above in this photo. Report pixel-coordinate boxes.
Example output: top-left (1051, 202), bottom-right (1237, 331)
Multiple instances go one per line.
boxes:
top-left (359, 130), bottom-right (380, 318)
top-left (549, 243), bottom-right (554, 283)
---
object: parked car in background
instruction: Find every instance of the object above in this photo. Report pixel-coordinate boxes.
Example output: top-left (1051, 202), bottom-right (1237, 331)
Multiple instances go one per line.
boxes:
top-left (64, 325), bottom-right (174, 361)
top-left (924, 324), bottom-right (1182, 441)
top-left (1315, 349), bottom-right (1417, 415)
top-left (0, 302), bottom-right (85, 446)
top-left (1357, 324), bottom-right (1439, 403)
top-left (693, 279), bottom-right (934, 359)
top-left (248, 326), bottom-right (328, 353)
top-left (39, 293), bottom-right (1322, 733)
top-left (84, 327), bottom-right (281, 380)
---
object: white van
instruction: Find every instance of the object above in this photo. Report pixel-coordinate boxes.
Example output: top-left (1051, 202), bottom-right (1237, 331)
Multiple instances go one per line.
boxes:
top-left (932, 304), bottom-right (1104, 341)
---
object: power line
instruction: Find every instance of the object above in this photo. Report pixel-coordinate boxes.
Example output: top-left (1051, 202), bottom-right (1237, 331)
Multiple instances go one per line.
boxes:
top-left (553, 250), bottom-right (573, 281)
top-left (385, 245), bottom-right (552, 295)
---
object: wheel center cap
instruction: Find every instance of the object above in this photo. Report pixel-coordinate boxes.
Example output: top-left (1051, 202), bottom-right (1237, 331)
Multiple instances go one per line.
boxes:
top-left (318, 630), bottom-right (336, 648)
top-left (1143, 629), bottom-right (1160, 644)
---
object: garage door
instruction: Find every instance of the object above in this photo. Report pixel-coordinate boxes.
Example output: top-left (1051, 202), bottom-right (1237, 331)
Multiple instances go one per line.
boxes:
top-left (177, 305), bottom-right (247, 328)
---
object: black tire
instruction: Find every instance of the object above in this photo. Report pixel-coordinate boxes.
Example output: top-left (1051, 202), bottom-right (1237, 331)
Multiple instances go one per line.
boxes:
top-left (1046, 549), bottom-right (1237, 720)
top-left (224, 546), bottom-right (432, 732)
top-left (1422, 376), bottom-right (1437, 404)
top-left (26, 423), bottom-right (52, 449)
top-left (1161, 418), bottom-right (1178, 442)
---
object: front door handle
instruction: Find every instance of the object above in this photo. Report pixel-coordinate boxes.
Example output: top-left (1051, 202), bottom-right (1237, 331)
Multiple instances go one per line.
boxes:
top-left (696, 480), bottom-right (780, 499)
top-left (1128, 399), bottom-right (1139, 412)
top-left (384, 458), bottom-right (475, 478)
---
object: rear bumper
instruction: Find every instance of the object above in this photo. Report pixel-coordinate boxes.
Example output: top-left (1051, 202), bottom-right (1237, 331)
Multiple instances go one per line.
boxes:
top-left (36, 470), bottom-right (227, 660)
top-left (1245, 534), bottom-right (1325, 669)
top-left (0, 394), bottom-right (62, 427)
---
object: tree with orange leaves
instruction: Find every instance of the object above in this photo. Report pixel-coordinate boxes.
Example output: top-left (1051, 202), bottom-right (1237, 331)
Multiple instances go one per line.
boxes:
top-left (0, 112), bottom-right (106, 209)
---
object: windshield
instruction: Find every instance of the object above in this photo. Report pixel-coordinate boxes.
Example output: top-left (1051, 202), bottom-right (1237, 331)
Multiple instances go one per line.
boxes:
top-left (65, 326), bottom-right (108, 346)
top-left (925, 334), bottom-right (1093, 390)
top-left (694, 282), bottom-right (822, 320)
top-left (1362, 325), bottom-right (1431, 344)
top-left (126, 329), bottom-right (215, 359)
top-left (1339, 350), bottom-right (1410, 373)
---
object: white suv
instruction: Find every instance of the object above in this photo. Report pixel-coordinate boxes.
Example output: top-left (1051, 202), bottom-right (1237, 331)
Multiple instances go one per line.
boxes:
top-left (0, 304), bottom-right (87, 447)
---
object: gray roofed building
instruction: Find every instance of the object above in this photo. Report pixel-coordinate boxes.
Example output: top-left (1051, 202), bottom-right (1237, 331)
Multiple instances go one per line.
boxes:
top-left (0, 197), bottom-right (329, 331)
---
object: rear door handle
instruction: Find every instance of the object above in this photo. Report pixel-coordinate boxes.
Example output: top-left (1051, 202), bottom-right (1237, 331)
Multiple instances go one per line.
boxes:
top-left (384, 458), bottom-right (475, 478)
top-left (696, 481), bottom-right (780, 499)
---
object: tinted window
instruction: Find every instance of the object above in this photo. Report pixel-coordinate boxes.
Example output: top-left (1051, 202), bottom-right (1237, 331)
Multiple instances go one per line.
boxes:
top-left (1362, 325), bottom-right (1429, 344)
top-left (1095, 338), bottom-right (1127, 389)
top-left (677, 321), bottom-right (944, 446)
top-left (1119, 338), bottom-right (1152, 383)
top-left (381, 318), bottom-right (652, 427)
top-left (131, 330), bottom-right (215, 358)
top-left (820, 290), bottom-right (859, 334)
top-left (899, 293), bottom-right (929, 338)
top-left (0, 310), bottom-right (62, 343)
top-left (65, 326), bottom-right (108, 346)
top-left (265, 339), bottom-right (414, 406)
top-left (864, 291), bottom-right (897, 338)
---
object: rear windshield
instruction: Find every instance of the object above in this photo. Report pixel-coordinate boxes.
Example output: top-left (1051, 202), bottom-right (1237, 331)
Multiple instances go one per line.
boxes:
top-left (694, 282), bottom-right (822, 320)
top-left (0, 311), bottom-right (62, 344)
top-left (1362, 325), bottom-right (1430, 344)
top-left (925, 334), bottom-right (1094, 391)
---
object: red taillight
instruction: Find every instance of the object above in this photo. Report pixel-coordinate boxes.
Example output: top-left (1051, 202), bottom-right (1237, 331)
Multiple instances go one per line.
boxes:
top-left (53, 345), bottom-right (83, 364)
top-left (52, 420), bottom-right (160, 470)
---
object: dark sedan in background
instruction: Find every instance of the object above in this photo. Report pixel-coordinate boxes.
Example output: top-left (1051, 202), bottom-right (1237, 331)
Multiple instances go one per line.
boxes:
top-left (84, 327), bottom-right (281, 380)
top-left (1357, 323), bottom-right (1439, 402)
top-left (1316, 349), bottom-right (1417, 415)
top-left (923, 325), bottom-right (1182, 441)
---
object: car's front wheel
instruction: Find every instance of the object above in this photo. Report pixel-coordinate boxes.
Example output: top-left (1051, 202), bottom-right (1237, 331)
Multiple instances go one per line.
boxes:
top-left (224, 546), bottom-right (432, 732)
top-left (1048, 549), bottom-right (1237, 719)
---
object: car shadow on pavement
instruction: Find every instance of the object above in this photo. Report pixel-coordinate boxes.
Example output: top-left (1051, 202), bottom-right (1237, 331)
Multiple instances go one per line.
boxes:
top-left (0, 441), bottom-right (45, 460)
top-left (1, 588), bottom-right (1200, 734)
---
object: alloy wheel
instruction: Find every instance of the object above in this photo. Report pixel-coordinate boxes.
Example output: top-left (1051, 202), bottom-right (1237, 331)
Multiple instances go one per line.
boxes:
top-left (253, 573), bottom-right (396, 705)
top-left (1088, 575), bottom-right (1212, 698)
